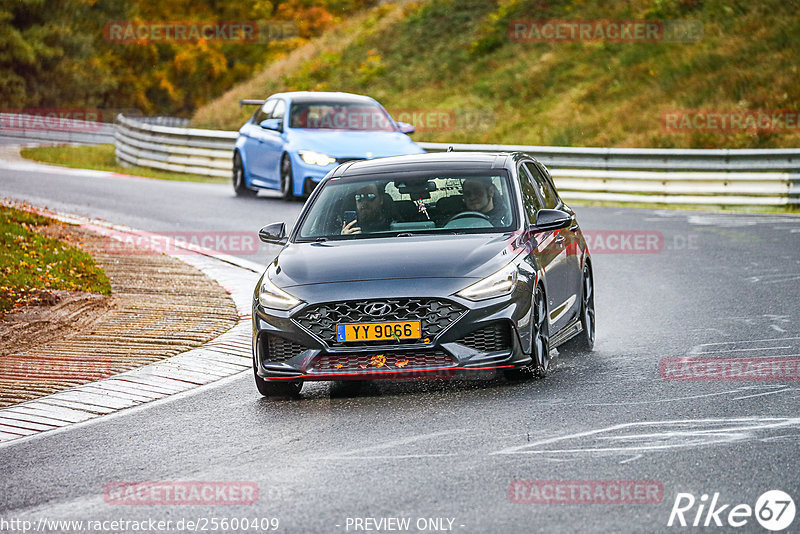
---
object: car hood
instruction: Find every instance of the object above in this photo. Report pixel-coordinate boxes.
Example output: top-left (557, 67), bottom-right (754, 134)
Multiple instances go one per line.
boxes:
top-left (287, 129), bottom-right (424, 158)
top-left (271, 234), bottom-right (518, 288)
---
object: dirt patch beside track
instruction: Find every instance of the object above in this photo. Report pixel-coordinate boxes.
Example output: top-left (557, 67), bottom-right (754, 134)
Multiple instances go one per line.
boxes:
top-left (0, 223), bottom-right (239, 407)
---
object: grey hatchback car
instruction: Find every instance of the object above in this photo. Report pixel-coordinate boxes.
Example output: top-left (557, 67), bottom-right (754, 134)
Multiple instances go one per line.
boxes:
top-left (252, 152), bottom-right (595, 397)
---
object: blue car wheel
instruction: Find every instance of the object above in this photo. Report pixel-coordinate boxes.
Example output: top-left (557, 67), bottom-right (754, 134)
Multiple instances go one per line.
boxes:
top-left (280, 154), bottom-right (294, 200)
top-left (233, 152), bottom-right (256, 197)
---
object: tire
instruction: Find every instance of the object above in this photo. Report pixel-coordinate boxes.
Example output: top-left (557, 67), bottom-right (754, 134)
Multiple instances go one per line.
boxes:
top-left (504, 287), bottom-right (550, 381)
top-left (233, 153), bottom-right (257, 197)
top-left (560, 264), bottom-right (595, 353)
top-left (254, 370), bottom-right (302, 398)
top-left (280, 154), bottom-right (294, 201)
top-left (302, 177), bottom-right (317, 198)
top-left (530, 287), bottom-right (551, 377)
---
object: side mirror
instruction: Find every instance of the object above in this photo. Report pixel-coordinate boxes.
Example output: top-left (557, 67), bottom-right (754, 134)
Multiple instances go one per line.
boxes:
top-left (532, 209), bottom-right (571, 231)
top-left (259, 222), bottom-right (287, 245)
top-left (260, 118), bottom-right (282, 131)
top-left (396, 121), bottom-right (415, 135)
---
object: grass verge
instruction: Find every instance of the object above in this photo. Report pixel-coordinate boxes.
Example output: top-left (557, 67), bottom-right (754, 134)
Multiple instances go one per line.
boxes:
top-left (0, 205), bottom-right (111, 317)
top-left (20, 145), bottom-right (228, 184)
top-left (194, 0), bottom-right (800, 149)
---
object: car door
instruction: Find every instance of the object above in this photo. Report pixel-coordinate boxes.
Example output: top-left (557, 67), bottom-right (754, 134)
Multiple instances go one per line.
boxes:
top-left (525, 161), bottom-right (582, 329)
top-left (258, 99), bottom-right (287, 189)
top-left (519, 162), bottom-right (570, 333)
top-left (242, 99), bottom-right (276, 183)
top-left (518, 163), bottom-right (562, 324)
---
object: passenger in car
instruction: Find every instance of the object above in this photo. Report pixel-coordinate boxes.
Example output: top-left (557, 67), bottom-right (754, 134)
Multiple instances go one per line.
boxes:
top-left (341, 182), bottom-right (393, 234)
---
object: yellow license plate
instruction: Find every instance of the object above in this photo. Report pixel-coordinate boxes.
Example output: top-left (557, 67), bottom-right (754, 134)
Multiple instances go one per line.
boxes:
top-left (336, 321), bottom-right (421, 342)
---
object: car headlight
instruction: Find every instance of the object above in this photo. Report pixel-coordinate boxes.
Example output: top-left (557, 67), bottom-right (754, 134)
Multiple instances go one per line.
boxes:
top-left (258, 276), bottom-right (302, 310)
top-left (457, 262), bottom-right (518, 301)
top-left (299, 150), bottom-right (336, 166)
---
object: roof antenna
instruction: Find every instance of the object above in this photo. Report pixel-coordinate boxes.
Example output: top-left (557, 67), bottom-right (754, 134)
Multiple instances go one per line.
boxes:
top-left (447, 146), bottom-right (454, 152)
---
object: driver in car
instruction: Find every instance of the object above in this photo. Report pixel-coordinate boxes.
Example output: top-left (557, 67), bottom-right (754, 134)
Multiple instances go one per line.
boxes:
top-left (342, 182), bottom-right (392, 234)
top-left (461, 177), bottom-right (508, 226)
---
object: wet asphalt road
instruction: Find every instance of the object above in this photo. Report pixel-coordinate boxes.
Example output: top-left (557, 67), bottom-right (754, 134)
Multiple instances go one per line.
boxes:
top-left (1, 160), bottom-right (799, 533)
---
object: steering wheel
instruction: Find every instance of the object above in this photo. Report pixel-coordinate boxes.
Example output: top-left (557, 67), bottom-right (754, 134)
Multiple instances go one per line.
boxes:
top-left (445, 211), bottom-right (492, 226)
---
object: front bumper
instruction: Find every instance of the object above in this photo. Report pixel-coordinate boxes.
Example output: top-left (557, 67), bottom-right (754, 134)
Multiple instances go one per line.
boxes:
top-left (252, 289), bottom-right (534, 382)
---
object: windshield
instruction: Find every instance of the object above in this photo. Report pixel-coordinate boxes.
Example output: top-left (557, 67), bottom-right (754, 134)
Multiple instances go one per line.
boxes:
top-left (296, 172), bottom-right (516, 241)
top-left (289, 101), bottom-right (396, 131)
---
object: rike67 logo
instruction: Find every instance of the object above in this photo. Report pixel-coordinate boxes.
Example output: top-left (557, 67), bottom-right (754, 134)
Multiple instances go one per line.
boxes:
top-left (668, 490), bottom-right (795, 531)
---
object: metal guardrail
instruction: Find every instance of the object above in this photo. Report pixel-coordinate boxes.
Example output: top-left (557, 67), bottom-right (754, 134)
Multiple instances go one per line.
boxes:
top-left (0, 113), bottom-right (115, 145)
top-left (115, 114), bottom-right (236, 177)
top-left (112, 114), bottom-right (799, 206)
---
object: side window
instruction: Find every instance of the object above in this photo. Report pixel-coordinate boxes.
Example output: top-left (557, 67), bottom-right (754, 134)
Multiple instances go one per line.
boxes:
top-left (252, 100), bottom-right (276, 124)
top-left (524, 162), bottom-right (559, 209)
top-left (518, 164), bottom-right (544, 224)
top-left (271, 100), bottom-right (286, 121)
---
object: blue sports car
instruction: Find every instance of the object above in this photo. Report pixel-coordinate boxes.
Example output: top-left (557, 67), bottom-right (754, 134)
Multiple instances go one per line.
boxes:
top-left (233, 91), bottom-right (425, 199)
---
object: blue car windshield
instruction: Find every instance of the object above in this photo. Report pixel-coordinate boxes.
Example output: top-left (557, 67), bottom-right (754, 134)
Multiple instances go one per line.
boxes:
top-left (296, 172), bottom-right (517, 241)
top-left (289, 102), bottom-right (396, 131)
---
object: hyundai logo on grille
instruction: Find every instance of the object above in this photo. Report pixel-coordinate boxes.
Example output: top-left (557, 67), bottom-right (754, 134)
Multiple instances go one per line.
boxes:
top-left (364, 302), bottom-right (392, 317)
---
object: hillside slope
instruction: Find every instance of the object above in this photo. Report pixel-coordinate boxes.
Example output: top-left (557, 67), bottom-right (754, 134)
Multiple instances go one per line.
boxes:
top-left (192, 0), bottom-right (800, 149)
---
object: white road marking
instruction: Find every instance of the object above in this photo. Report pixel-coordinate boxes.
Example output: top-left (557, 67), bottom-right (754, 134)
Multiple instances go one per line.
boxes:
top-left (315, 429), bottom-right (468, 460)
top-left (491, 417), bottom-right (800, 456)
top-left (694, 345), bottom-right (792, 354)
top-left (313, 453), bottom-right (459, 460)
top-left (693, 336), bottom-right (800, 348)
top-left (747, 274), bottom-right (800, 284)
top-left (759, 434), bottom-right (800, 442)
top-left (584, 386), bottom-right (775, 406)
top-left (731, 388), bottom-right (793, 400)
top-left (689, 336), bottom-right (800, 355)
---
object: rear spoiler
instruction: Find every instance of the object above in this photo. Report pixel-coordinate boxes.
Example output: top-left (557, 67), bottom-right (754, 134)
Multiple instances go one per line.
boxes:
top-left (239, 99), bottom-right (266, 107)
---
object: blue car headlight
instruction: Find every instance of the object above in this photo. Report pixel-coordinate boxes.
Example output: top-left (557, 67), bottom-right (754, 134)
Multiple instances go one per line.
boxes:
top-left (299, 150), bottom-right (336, 166)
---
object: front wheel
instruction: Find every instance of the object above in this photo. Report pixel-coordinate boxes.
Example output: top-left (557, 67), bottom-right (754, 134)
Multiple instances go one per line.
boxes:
top-left (233, 153), bottom-right (256, 197)
top-left (530, 287), bottom-right (551, 377)
top-left (254, 370), bottom-right (302, 398)
top-left (504, 287), bottom-right (550, 381)
top-left (560, 264), bottom-right (595, 353)
top-left (280, 155), bottom-right (294, 201)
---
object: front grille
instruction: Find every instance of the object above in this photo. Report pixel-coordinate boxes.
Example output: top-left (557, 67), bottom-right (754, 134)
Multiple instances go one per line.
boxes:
top-left (294, 298), bottom-right (466, 346)
top-left (262, 334), bottom-right (307, 363)
top-left (311, 351), bottom-right (455, 373)
top-left (336, 157), bottom-right (365, 164)
top-left (457, 322), bottom-right (512, 352)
